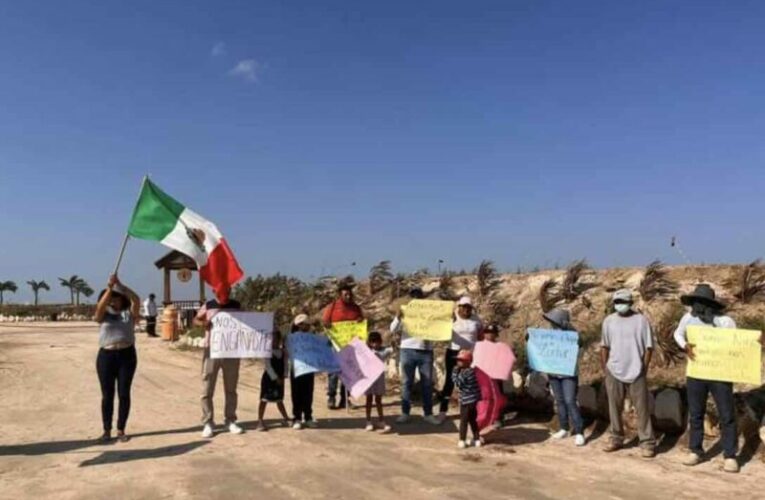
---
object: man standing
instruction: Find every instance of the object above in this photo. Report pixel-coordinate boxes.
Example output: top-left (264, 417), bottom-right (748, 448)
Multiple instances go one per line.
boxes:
top-left (142, 293), bottom-right (158, 337)
top-left (390, 288), bottom-right (442, 425)
top-left (196, 292), bottom-right (244, 438)
top-left (322, 282), bottom-right (364, 409)
top-left (600, 289), bottom-right (656, 458)
top-left (674, 284), bottom-right (739, 473)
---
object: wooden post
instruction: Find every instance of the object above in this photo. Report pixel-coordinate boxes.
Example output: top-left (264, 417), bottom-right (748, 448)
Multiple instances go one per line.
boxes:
top-left (163, 268), bottom-right (171, 305)
top-left (198, 271), bottom-right (206, 303)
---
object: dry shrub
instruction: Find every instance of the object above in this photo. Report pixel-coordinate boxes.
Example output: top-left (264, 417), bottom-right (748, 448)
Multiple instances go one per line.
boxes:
top-left (638, 260), bottom-right (678, 302)
top-left (560, 259), bottom-right (594, 301)
top-left (653, 303), bottom-right (687, 367)
top-left (725, 260), bottom-right (765, 304)
top-left (538, 278), bottom-right (559, 312)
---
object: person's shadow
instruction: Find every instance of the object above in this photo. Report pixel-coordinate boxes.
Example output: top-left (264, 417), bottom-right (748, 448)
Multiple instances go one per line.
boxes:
top-left (78, 441), bottom-right (209, 467)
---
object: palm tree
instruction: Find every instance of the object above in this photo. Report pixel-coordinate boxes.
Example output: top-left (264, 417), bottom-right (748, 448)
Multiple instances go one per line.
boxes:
top-left (59, 275), bottom-right (85, 305)
top-left (369, 260), bottom-right (394, 294)
top-left (0, 281), bottom-right (18, 305)
top-left (75, 282), bottom-right (94, 305)
top-left (27, 280), bottom-right (50, 306)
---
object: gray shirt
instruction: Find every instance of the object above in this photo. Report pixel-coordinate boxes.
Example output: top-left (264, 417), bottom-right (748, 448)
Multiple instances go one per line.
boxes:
top-left (601, 312), bottom-right (653, 383)
top-left (98, 312), bottom-right (136, 348)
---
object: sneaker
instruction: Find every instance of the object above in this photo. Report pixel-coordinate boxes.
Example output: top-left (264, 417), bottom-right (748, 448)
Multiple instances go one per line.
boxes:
top-left (641, 447), bottom-right (656, 459)
top-left (327, 397), bottom-right (336, 410)
top-left (228, 422), bottom-right (244, 435)
top-left (365, 422), bottom-right (375, 432)
top-left (201, 424), bottom-right (214, 439)
top-left (551, 429), bottom-right (569, 439)
top-left (723, 458), bottom-right (740, 473)
top-left (457, 440), bottom-right (467, 449)
top-left (437, 412), bottom-right (447, 423)
top-left (396, 414), bottom-right (410, 424)
top-left (304, 419), bottom-right (319, 429)
top-left (424, 415), bottom-right (442, 426)
top-left (574, 434), bottom-right (586, 447)
top-left (682, 452), bottom-right (702, 466)
top-left (491, 421), bottom-right (502, 431)
top-left (602, 441), bottom-right (622, 453)
top-left (256, 423), bottom-right (267, 432)
top-left (380, 424), bottom-right (392, 434)
top-left (292, 421), bottom-right (303, 430)
top-left (474, 437), bottom-right (485, 448)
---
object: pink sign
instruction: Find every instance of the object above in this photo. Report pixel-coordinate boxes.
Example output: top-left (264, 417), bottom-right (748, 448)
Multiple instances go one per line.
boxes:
top-left (473, 341), bottom-right (515, 380)
top-left (338, 339), bottom-right (385, 399)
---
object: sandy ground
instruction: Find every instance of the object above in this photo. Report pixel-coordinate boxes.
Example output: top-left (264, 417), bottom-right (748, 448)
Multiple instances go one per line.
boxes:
top-left (1, 323), bottom-right (763, 500)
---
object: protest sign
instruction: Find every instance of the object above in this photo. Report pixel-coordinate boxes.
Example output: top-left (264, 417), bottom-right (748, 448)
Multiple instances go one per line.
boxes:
top-left (473, 341), bottom-right (515, 380)
top-left (287, 332), bottom-right (341, 377)
top-left (327, 320), bottom-right (368, 349)
top-left (210, 311), bottom-right (273, 359)
top-left (526, 328), bottom-right (579, 377)
top-left (337, 338), bottom-right (385, 398)
top-left (687, 326), bottom-right (762, 385)
top-left (401, 299), bottom-right (453, 341)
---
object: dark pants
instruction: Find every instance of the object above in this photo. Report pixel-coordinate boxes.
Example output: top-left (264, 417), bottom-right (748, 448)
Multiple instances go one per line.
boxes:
top-left (459, 402), bottom-right (479, 441)
top-left (291, 371), bottom-right (315, 421)
top-left (145, 316), bottom-right (157, 336)
top-left (439, 349), bottom-right (459, 413)
top-left (327, 373), bottom-right (346, 407)
top-left (687, 377), bottom-right (738, 459)
top-left (96, 346), bottom-right (137, 432)
top-left (549, 376), bottom-right (583, 434)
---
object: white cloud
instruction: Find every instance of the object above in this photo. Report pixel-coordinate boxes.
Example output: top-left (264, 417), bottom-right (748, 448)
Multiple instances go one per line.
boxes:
top-left (211, 42), bottom-right (226, 57)
top-left (228, 59), bottom-right (259, 83)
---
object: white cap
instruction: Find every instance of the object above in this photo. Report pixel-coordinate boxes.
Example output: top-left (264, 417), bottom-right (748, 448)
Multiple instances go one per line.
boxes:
top-left (457, 296), bottom-right (473, 307)
top-left (612, 289), bottom-right (634, 303)
top-left (293, 313), bottom-right (308, 326)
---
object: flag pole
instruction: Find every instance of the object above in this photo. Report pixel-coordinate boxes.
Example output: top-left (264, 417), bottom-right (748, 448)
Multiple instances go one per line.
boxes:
top-left (113, 175), bottom-right (149, 276)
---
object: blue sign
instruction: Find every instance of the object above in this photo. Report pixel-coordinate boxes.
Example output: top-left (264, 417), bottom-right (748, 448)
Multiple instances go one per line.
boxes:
top-left (287, 332), bottom-right (341, 377)
top-left (527, 328), bottom-right (579, 377)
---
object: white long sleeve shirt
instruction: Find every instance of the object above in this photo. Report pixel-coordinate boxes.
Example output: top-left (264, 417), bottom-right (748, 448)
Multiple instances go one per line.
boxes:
top-left (390, 316), bottom-right (432, 350)
top-left (673, 312), bottom-right (736, 349)
top-left (142, 298), bottom-right (157, 318)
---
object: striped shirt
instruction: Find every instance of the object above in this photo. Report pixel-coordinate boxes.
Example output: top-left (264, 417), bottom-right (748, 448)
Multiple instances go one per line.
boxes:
top-left (452, 367), bottom-right (481, 405)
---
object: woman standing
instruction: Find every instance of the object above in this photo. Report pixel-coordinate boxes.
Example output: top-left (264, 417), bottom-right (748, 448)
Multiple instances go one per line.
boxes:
top-left (94, 274), bottom-right (141, 443)
top-left (438, 296), bottom-right (481, 421)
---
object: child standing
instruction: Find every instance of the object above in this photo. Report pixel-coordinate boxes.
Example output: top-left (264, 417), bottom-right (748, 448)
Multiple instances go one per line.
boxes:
top-left (452, 349), bottom-right (483, 448)
top-left (364, 331), bottom-right (393, 433)
top-left (478, 324), bottom-right (507, 431)
top-left (257, 330), bottom-right (291, 431)
top-left (289, 314), bottom-right (317, 430)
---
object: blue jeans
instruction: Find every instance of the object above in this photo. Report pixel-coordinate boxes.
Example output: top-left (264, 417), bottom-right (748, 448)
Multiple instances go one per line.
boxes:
top-left (400, 349), bottom-right (434, 416)
top-left (687, 377), bottom-right (737, 459)
top-left (549, 376), bottom-right (583, 434)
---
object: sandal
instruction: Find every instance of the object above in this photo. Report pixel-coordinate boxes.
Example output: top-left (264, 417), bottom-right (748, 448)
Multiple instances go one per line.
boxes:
top-left (96, 432), bottom-right (112, 444)
top-left (116, 432), bottom-right (130, 443)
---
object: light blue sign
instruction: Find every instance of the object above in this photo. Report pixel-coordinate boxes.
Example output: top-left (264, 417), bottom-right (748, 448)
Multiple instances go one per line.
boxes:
top-left (287, 332), bottom-right (341, 377)
top-left (527, 328), bottom-right (579, 377)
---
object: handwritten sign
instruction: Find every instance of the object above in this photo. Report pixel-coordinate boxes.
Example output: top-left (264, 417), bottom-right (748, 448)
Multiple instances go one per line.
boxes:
top-left (210, 312), bottom-right (273, 359)
top-left (473, 341), bottom-right (515, 380)
top-left (401, 300), bottom-right (453, 341)
top-left (287, 332), bottom-right (341, 377)
top-left (327, 320), bottom-right (368, 349)
top-left (527, 328), bottom-right (579, 377)
top-left (337, 339), bottom-right (385, 398)
top-left (687, 326), bottom-right (762, 385)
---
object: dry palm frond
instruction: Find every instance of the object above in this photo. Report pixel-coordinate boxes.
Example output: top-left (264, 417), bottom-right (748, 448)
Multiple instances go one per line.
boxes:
top-left (538, 278), bottom-right (559, 312)
top-left (475, 260), bottom-right (501, 301)
top-left (438, 272), bottom-right (458, 300)
top-left (369, 260), bottom-right (394, 294)
top-left (725, 260), bottom-right (765, 304)
top-left (638, 260), bottom-right (679, 302)
top-left (653, 304), bottom-right (687, 367)
top-left (484, 298), bottom-right (516, 327)
top-left (560, 259), bottom-right (595, 301)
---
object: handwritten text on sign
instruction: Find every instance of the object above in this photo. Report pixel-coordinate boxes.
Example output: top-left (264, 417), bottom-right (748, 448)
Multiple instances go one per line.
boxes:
top-left (686, 326), bottom-right (762, 385)
top-left (473, 341), bottom-right (515, 380)
top-left (402, 300), bottom-right (453, 341)
top-left (287, 332), bottom-right (341, 378)
top-left (210, 312), bottom-right (273, 359)
top-left (338, 339), bottom-right (385, 398)
top-left (327, 320), bottom-right (368, 349)
top-left (526, 328), bottom-right (579, 377)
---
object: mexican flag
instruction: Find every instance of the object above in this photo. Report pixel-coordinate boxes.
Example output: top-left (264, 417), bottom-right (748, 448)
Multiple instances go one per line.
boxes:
top-left (127, 178), bottom-right (244, 302)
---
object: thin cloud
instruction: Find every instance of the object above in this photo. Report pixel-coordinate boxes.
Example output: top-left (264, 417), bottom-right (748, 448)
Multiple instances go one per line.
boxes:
top-left (211, 42), bottom-right (226, 57)
top-left (228, 59), bottom-right (259, 83)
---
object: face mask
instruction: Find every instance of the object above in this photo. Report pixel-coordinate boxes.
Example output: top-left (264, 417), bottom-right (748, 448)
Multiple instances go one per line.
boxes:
top-left (614, 304), bottom-right (631, 314)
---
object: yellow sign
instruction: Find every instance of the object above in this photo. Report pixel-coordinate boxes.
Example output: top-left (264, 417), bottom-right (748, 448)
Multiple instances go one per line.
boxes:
top-left (327, 320), bottom-right (368, 349)
top-left (401, 299), bottom-right (453, 341)
top-left (686, 326), bottom-right (762, 385)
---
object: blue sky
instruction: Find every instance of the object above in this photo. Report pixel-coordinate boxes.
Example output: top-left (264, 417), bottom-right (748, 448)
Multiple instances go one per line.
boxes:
top-left (1, 1), bottom-right (764, 303)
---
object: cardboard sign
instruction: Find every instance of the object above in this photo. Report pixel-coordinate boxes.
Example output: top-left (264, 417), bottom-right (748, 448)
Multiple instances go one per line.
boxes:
top-left (337, 338), bottom-right (385, 398)
top-left (210, 312), bottom-right (273, 359)
top-left (526, 328), bottom-right (579, 377)
top-left (327, 320), bottom-right (368, 349)
top-left (401, 299), bottom-right (453, 341)
top-left (287, 332), bottom-right (341, 377)
top-left (687, 326), bottom-right (762, 385)
top-left (473, 340), bottom-right (515, 380)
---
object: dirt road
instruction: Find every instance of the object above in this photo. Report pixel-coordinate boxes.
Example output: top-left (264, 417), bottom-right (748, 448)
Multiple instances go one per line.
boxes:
top-left (1, 323), bottom-right (762, 499)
